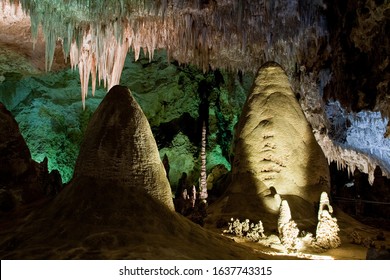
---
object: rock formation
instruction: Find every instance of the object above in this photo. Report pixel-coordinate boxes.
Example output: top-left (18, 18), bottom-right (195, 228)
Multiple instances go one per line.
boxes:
top-left (230, 62), bottom-right (329, 205)
top-left (315, 192), bottom-right (341, 249)
top-left (207, 62), bottom-right (330, 228)
top-left (0, 102), bottom-right (61, 206)
top-left (315, 209), bottom-right (341, 249)
top-left (278, 200), bottom-right (293, 235)
top-left (0, 102), bottom-right (33, 187)
top-left (0, 86), bottom-right (269, 260)
top-left (199, 121), bottom-right (208, 203)
top-left (73, 85), bottom-right (174, 210)
top-left (318, 192), bottom-right (333, 220)
top-left (278, 200), bottom-right (299, 251)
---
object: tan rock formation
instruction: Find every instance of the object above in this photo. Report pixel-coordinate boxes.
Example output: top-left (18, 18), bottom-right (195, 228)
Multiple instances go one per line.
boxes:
top-left (230, 62), bottom-right (329, 205)
top-left (209, 62), bottom-right (330, 228)
top-left (73, 85), bottom-right (174, 210)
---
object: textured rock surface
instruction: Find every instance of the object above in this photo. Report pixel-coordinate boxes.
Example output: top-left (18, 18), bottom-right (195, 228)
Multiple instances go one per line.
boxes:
top-left (0, 51), bottom-right (247, 187)
top-left (0, 102), bottom-right (33, 185)
top-left (207, 62), bottom-right (330, 229)
top-left (324, 0), bottom-right (390, 117)
top-left (0, 102), bottom-right (61, 205)
top-left (231, 62), bottom-right (330, 204)
top-left (0, 173), bottom-right (266, 259)
top-left (159, 133), bottom-right (197, 192)
top-left (0, 69), bottom-right (106, 183)
top-left (74, 85), bottom-right (174, 210)
top-left (0, 89), bottom-right (266, 258)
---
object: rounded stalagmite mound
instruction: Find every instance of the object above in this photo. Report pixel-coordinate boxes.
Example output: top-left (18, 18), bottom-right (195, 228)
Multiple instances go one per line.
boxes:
top-left (208, 62), bottom-right (330, 229)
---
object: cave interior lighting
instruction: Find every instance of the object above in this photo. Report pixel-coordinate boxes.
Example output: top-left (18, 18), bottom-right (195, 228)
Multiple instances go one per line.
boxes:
top-left (0, 0), bottom-right (328, 108)
top-left (2, 0), bottom-right (390, 185)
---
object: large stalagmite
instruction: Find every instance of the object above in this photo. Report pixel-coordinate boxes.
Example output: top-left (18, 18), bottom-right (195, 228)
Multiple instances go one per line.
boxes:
top-left (73, 85), bottom-right (174, 210)
top-left (0, 87), bottom-right (268, 259)
top-left (213, 62), bottom-right (330, 227)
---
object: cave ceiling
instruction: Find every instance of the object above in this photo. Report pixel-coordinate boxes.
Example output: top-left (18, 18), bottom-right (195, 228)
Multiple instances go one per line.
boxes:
top-left (0, 0), bottom-right (390, 182)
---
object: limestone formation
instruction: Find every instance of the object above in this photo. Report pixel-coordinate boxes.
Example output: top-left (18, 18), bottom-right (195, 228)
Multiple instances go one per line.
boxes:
top-left (199, 121), bottom-right (208, 202)
top-left (318, 192), bottom-right (333, 220)
top-left (278, 200), bottom-right (292, 235)
top-left (73, 85), bottom-right (174, 210)
top-left (315, 192), bottom-right (340, 249)
top-left (224, 218), bottom-right (266, 242)
top-left (230, 62), bottom-right (330, 206)
top-left (0, 102), bottom-right (33, 186)
top-left (277, 200), bottom-right (300, 251)
top-left (0, 102), bottom-right (61, 204)
top-left (315, 209), bottom-right (341, 249)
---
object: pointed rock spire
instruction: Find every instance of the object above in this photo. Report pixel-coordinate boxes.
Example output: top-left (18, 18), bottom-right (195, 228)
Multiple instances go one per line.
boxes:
top-left (74, 85), bottom-right (174, 210)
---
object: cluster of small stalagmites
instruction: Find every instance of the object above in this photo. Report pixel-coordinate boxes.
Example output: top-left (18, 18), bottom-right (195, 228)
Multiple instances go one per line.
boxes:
top-left (223, 218), bottom-right (266, 242)
top-left (223, 192), bottom-right (341, 252)
top-left (277, 193), bottom-right (341, 251)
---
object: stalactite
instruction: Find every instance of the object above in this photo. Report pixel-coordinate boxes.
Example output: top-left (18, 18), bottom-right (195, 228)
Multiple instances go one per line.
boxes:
top-left (1, 0), bottom-right (330, 105)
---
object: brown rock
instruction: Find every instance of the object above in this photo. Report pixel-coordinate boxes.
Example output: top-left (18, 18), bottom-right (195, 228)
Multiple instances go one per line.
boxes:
top-left (0, 102), bottom-right (32, 186)
top-left (73, 85), bottom-right (174, 210)
top-left (0, 102), bottom-right (51, 204)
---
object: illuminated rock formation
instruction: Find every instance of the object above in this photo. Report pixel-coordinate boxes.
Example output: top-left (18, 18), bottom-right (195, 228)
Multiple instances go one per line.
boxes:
top-left (0, 0), bottom-right (328, 108)
top-left (278, 200), bottom-right (299, 251)
top-left (73, 85), bottom-right (174, 210)
top-left (230, 62), bottom-right (329, 207)
top-left (1, 0), bottom-right (389, 189)
top-left (199, 121), bottom-right (208, 203)
top-left (278, 200), bottom-right (293, 235)
top-left (318, 191), bottom-right (333, 220)
top-left (315, 209), bottom-right (341, 249)
top-left (314, 191), bottom-right (340, 249)
top-left (0, 92), bottom-right (267, 259)
top-left (206, 62), bottom-right (329, 229)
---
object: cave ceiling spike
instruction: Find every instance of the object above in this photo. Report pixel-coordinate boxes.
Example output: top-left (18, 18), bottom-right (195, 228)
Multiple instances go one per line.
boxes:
top-left (0, 0), bottom-right (328, 108)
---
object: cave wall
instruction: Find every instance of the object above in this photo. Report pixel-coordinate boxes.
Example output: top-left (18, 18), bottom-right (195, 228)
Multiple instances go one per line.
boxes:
top-left (0, 50), bottom-right (251, 188)
top-left (323, 0), bottom-right (390, 116)
top-left (0, 0), bottom-right (389, 222)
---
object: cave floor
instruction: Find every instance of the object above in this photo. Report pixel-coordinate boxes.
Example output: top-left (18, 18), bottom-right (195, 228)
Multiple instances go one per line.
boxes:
top-left (203, 208), bottom-right (390, 260)
top-left (1, 197), bottom-right (389, 260)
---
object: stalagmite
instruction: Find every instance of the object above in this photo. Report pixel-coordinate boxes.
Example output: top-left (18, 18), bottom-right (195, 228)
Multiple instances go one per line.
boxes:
top-left (315, 193), bottom-right (341, 249)
top-left (73, 85), bottom-right (174, 210)
top-left (230, 62), bottom-right (330, 204)
top-left (199, 121), bottom-right (208, 203)
top-left (277, 200), bottom-right (292, 235)
top-left (318, 192), bottom-right (333, 220)
top-left (278, 200), bottom-right (299, 251)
